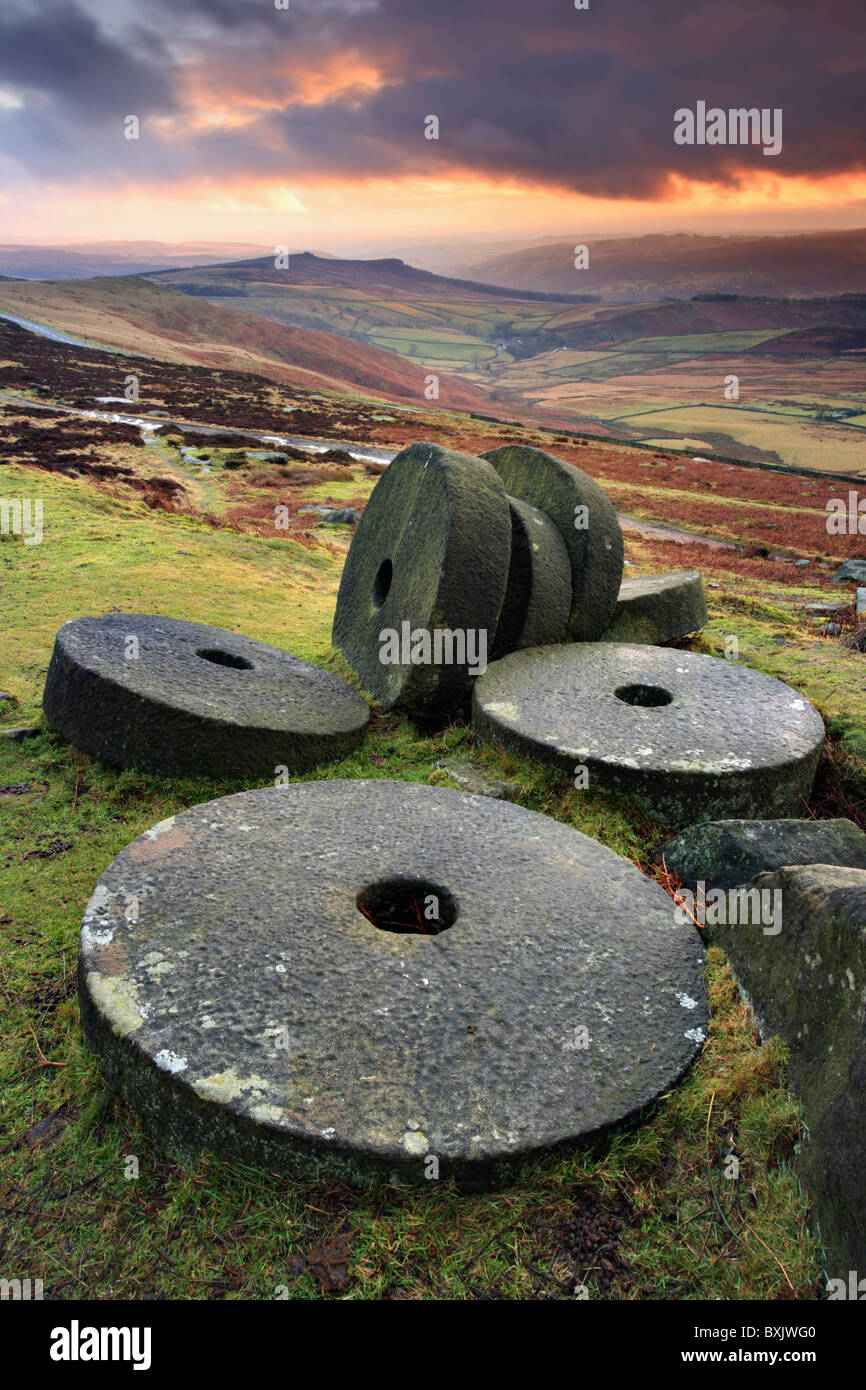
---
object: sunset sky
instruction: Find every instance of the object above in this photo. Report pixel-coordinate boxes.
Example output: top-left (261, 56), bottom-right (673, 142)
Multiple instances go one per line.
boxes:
top-left (0, 0), bottom-right (863, 253)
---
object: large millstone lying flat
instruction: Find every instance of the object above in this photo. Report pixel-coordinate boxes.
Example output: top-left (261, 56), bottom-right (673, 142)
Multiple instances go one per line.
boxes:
top-left (43, 614), bottom-right (369, 778)
top-left (473, 643), bottom-right (824, 825)
top-left (601, 571), bottom-right (708, 645)
top-left (481, 445), bottom-right (623, 641)
top-left (79, 780), bottom-right (707, 1186)
top-left (332, 442), bottom-right (511, 721)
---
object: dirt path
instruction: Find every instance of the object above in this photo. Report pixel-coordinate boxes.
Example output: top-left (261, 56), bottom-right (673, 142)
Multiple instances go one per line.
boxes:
top-left (0, 390), bottom-right (736, 550)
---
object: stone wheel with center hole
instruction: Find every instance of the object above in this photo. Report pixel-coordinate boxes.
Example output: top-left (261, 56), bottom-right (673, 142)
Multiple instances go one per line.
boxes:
top-left (332, 442), bottom-right (512, 721)
top-left (42, 613), bottom-right (369, 778)
top-left (473, 642), bottom-right (824, 824)
top-left (481, 445), bottom-right (623, 641)
top-left (79, 780), bottom-right (708, 1186)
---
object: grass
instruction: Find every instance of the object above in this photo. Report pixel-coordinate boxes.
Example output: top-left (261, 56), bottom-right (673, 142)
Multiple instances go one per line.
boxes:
top-left (1, 452), bottom-right (849, 1299)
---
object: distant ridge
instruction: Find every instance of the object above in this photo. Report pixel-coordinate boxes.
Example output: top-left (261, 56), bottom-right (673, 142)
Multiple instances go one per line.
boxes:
top-left (459, 229), bottom-right (866, 300)
top-left (145, 251), bottom-right (601, 305)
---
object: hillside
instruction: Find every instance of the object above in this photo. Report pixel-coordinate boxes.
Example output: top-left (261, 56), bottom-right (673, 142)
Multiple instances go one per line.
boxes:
top-left (3, 312), bottom-right (865, 1302)
top-left (0, 276), bottom-right (491, 411)
top-left (136, 258), bottom-right (866, 472)
top-left (462, 230), bottom-right (866, 300)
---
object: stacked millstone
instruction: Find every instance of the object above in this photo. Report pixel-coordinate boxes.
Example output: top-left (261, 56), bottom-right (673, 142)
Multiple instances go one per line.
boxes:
top-left (332, 440), bottom-right (711, 724)
top-left (333, 441), bottom-right (639, 721)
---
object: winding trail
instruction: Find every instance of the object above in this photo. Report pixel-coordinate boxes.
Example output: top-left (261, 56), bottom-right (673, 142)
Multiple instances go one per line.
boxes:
top-left (0, 390), bottom-right (733, 549)
top-left (0, 310), bottom-right (118, 351)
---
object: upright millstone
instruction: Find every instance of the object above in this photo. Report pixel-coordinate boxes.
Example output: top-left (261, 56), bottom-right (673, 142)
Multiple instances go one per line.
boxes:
top-left (481, 445), bottom-right (623, 641)
top-left (473, 642), bottom-right (825, 824)
top-left (42, 614), bottom-right (369, 778)
top-left (332, 442), bottom-right (512, 721)
top-left (492, 496), bottom-right (572, 656)
top-left (79, 779), bottom-right (708, 1187)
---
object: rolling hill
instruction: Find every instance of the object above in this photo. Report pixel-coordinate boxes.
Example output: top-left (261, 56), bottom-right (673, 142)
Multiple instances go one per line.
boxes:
top-left (461, 230), bottom-right (866, 301)
top-left (0, 276), bottom-right (490, 410)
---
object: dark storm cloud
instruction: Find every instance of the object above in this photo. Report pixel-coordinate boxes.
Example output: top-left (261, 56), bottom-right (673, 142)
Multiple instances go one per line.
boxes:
top-left (1, 0), bottom-right (863, 194)
top-left (0, 1), bottom-right (175, 120)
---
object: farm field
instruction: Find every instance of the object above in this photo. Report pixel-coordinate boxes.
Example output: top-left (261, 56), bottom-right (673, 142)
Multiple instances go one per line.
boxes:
top-left (5, 257), bottom-right (866, 475)
top-left (144, 258), bottom-right (866, 475)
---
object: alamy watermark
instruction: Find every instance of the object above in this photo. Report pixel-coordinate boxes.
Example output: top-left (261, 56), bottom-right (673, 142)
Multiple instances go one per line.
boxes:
top-left (0, 497), bottom-right (43, 545)
top-left (674, 881), bottom-right (782, 935)
top-left (1, 1276), bottom-right (43, 1300)
top-left (378, 622), bottom-right (488, 676)
top-left (826, 491), bottom-right (866, 534)
top-left (674, 102), bottom-right (782, 156)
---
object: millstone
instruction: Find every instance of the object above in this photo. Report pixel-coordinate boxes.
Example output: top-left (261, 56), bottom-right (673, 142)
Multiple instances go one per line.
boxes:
top-left (492, 495), bottom-right (572, 655)
top-left (480, 445), bottom-right (623, 641)
top-left (601, 571), bottom-right (708, 645)
top-left (473, 643), bottom-right (824, 824)
top-left (332, 442), bottom-right (511, 721)
top-left (79, 779), bottom-right (707, 1186)
top-left (43, 614), bottom-right (369, 778)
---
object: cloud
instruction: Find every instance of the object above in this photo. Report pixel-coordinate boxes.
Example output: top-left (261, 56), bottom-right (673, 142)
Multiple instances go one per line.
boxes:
top-left (0, 0), bottom-right (863, 200)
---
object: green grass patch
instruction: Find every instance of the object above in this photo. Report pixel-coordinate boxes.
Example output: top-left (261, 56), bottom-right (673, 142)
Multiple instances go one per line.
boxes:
top-left (0, 470), bottom-right (840, 1300)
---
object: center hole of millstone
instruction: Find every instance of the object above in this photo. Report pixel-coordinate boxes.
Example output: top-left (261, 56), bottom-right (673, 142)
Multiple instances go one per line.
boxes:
top-left (356, 878), bottom-right (457, 935)
top-left (614, 682), bottom-right (673, 708)
top-left (196, 647), bottom-right (254, 671)
top-left (372, 558), bottom-right (393, 610)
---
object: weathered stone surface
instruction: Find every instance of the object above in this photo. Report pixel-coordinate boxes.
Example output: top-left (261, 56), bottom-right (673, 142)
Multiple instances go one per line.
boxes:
top-left (332, 442), bottom-right (511, 721)
top-left (473, 643), bottom-right (824, 825)
top-left (600, 571), bottom-right (708, 645)
top-left (321, 508), bottom-right (360, 526)
top-left (481, 445), bottom-right (623, 641)
top-left (705, 865), bottom-right (866, 1277)
top-left (43, 614), bottom-right (369, 779)
top-left (79, 780), bottom-right (707, 1186)
top-left (434, 756), bottom-right (520, 800)
top-left (832, 558), bottom-right (866, 584)
top-left (492, 496), bottom-right (572, 655)
top-left (655, 818), bottom-right (866, 891)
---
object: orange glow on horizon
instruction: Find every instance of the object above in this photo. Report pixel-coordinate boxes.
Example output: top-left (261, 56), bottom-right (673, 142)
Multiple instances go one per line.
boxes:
top-left (4, 167), bottom-right (866, 247)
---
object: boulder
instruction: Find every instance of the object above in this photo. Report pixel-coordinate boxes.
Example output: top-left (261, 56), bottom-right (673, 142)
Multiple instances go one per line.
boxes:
top-left (705, 864), bottom-right (866, 1277)
top-left (832, 559), bottom-right (866, 584)
top-left (655, 818), bottom-right (866, 891)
